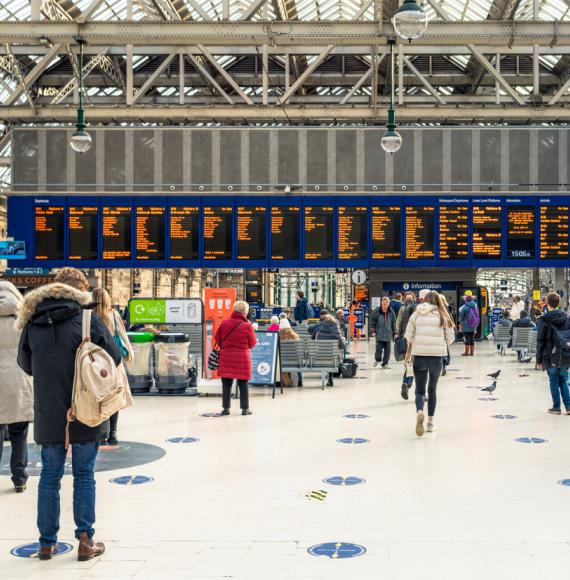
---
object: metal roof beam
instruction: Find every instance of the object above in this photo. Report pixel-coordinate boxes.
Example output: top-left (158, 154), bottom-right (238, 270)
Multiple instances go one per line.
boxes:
top-left (132, 53), bottom-right (176, 104)
top-left (402, 55), bottom-right (447, 104)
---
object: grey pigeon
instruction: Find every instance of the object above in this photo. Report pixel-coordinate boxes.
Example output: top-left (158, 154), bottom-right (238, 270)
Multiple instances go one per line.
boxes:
top-left (487, 370), bottom-right (501, 379)
top-left (481, 380), bottom-right (497, 394)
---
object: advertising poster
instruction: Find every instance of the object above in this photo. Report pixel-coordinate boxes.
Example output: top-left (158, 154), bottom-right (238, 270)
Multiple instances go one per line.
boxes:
top-left (204, 287), bottom-right (237, 379)
top-left (249, 332), bottom-right (279, 385)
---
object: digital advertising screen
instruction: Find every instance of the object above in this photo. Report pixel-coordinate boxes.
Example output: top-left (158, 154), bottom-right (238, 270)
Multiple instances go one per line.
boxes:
top-left (439, 205), bottom-right (469, 260)
top-left (506, 205), bottom-right (535, 260)
top-left (540, 204), bottom-right (569, 260)
top-left (271, 206), bottom-right (300, 261)
top-left (472, 205), bottom-right (502, 260)
top-left (371, 206), bottom-right (401, 260)
top-left (135, 206), bottom-right (165, 261)
top-left (203, 206), bottom-right (232, 261)
top-left (170, 206), bottom-right (199, 261)
top-left (405, 206), bottom-right (435, 260)
top-left (35, 205), bottom-right (64, 261)
top-left (338, 206), bottom-right (367, 261)
top-left (102, 206), bottom-right (132, 261)
top-left (0, 241), bottom-right (26, 260)
top-left (237, 206), bottom-right (266, 261)
top-left (68, 206), bottom-right (98, 261)
top-left (304, 206), bottom-right (334, 261)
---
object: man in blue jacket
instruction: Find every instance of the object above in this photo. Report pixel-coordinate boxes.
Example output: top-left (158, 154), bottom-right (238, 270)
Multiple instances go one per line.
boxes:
top-left (294, 290), bottom-right (309, 324)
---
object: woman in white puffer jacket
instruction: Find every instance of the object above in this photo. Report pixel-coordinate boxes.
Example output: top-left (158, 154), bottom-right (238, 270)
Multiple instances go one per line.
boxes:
top-left (405, 291), bottom-right (455, 437)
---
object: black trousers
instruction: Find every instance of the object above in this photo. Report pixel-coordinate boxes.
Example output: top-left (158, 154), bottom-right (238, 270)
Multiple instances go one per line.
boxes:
top-left (222, 378), bottom-right (249, 410)
top-left (413, 356), bottom-right (443, 417)
top-left (463, 331), bottom-right (475, 345)
top-left (109, 412), bottom-right (118, 434)
top-left (375, 340), bottom-right (391, 364)
top-left (0, 422), bottom-right (29, 487)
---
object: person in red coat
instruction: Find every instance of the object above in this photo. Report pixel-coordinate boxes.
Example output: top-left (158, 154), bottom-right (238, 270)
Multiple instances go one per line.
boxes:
top-left (214, 300), bottom-right (257, 416)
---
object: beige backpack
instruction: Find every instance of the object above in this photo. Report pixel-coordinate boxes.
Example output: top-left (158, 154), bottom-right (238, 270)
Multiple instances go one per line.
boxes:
top-left (66, 309), bottom-right (132, 447)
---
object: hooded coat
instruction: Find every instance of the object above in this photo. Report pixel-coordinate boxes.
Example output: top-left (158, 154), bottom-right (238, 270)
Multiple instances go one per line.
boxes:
top-left (215, 311), bottom-right (257, 381)
top-left (536, 309), bottom-right (568, 369)
top-left (0, 282), bottom-right (33, 425)
top-left (16, 283), bottom-right (122, 445)
top-left (458, 300), bottom-right (479, 333)
top-left (405, 303), bottom-right (455, 357)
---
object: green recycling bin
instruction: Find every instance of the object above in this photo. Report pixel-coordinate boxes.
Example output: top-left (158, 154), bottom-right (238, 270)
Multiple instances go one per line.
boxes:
top-left (125, 332), bottom-right (155, 393)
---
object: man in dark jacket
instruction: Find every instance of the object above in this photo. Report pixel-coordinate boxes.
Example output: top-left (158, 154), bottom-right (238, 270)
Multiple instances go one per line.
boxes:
top-left (16, 268), bottom-right (121, 561)
top-left (536, 293), bottom-right (570, 415)
top-left (389, 293), bottom-right (404, 316)
top-left (311, 314), bottom-right (345, 386)
top-left (293, 290), bottom-right (309, 324)
top-left (370, 297), bottom-right (396, 369)
top-left (510, 309), bottom-right (535, 357)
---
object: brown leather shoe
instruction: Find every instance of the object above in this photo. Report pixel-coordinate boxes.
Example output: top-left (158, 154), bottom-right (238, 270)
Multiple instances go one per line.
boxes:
top-left (77, 533), bottom-right (105, 561)
top-left (38, 545), bottom-right (56, 560)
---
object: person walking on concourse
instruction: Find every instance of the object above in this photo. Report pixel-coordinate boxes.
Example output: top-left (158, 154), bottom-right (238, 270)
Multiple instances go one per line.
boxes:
top-left (16, 268), bottom-right (121, 561)
top-left (536, 292), bottom-right (570, 415)
top-left (215, 300), bottom-right (257, 416)
top-left (370, 296), bottom-right (396, 369)
top-left (405, 291), bottom-right (455, 436)
top-left (0, 281), bottom-right (34, 493)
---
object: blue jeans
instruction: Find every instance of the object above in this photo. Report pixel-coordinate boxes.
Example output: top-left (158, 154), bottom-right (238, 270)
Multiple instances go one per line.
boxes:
top-left (546, 368), bottom-right (570, 410)
top-left (38, 442), bottom-right (99, 547)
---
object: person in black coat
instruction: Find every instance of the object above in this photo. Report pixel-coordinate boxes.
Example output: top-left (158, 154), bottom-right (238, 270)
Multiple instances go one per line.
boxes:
top-left (312, 314), bottom-right (346, 387)
top-left (16, 268), bottom-right (121, 561)
top-left (509, 310), bottom-right (536, 357)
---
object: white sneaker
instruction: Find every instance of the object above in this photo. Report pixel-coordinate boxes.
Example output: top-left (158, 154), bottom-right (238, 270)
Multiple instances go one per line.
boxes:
top-left (416, 411), bottom-right (425, 437)
top-left (373, 361), bottom-right (379, 368)
top-left (382, 364), bottom-right (391, 370)
top-left (427, 422), bottom-right (437, 433)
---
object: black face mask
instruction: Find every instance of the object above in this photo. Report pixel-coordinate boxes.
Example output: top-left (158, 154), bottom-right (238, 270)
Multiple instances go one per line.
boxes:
top-left (405, 300), bottom-right (413, 306)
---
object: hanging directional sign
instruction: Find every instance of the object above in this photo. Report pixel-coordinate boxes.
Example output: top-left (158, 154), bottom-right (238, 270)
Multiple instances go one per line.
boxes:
top-left (11, 542), bottom-right (73, 559)
top-left (110, 475), bottom-right (154, 485)
top-left (337, 437), bottom-right (370, 445)
top-left (308, 542), bottom-right (367, 559)
top-left (351, 270), bottom-right (367, 285)
top-left (323, 476), bottom-right (366, 486)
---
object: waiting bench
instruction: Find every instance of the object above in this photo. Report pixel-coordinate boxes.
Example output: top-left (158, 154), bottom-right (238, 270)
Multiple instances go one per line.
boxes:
top-left (280, 340), bottom-right (341, 390)
top-left (493, 326), bottom-right (511, 355)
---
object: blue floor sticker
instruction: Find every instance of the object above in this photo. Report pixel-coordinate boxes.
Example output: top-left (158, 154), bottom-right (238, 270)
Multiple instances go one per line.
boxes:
top-left (515, 437), bottom-right (548, 444)
top-left (110, 475), bottom-right (154, 485)
top-left (466, 385), bottom-right (481, 389)
top-left (343, 414), bottom-right (370, 419)
top-left (455, 376), bottom-right (472, 380)
top-left (558, 479), bottom-right (570, 487)
top-left (323, 476), bottom-right (366, 486)
top-left (308, 542), bottom-right (366, 559)
top-left (337, 438), bottom-right (370, 445)
top-left (479, 397), bottom-right (499, 401)
top-left (492, 414), bottom-right (518, 419)
top-left (166, 437), bottom-right (200, 443)
top-left (201, 413), bottom-right (224, 418)
top-left (11, 542), bottom-right (73, 558)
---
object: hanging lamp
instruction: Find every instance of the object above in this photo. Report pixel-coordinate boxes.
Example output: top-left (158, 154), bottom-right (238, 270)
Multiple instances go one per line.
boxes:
top-left (381, 40), bottom-right (402, 154)
top-left (69, 37), bottom-right (92, 154)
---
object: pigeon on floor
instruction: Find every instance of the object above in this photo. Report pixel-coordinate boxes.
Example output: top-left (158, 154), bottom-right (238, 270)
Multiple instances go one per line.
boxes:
top-left (481, 380), bottom-right (497, 394)
top-left (521, 357), bottom-right (533, 364)
top-left (487, 370), bottom-right (501, 379)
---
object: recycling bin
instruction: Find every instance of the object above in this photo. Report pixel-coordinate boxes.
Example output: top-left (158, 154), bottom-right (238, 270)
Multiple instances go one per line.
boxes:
top-left (154, 332), bottom-right (191, 394)
top-left (125, 332), bottom-right (155, 393)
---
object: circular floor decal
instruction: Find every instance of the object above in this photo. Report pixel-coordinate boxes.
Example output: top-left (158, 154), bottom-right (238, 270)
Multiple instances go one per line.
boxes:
top-left (455, 377), bottom-right (472, 380)
top-left (516, 437), bottom-right (548, 444)
top-left (492, 414), bottom-right (518, 419)
top-left (110, 475), bottom-right (154, 485)
top-left (0, 441), bottom-right (165, 477)
top-left (308, 542), bottom-right (366, 559)
top-left (201, 413), bottom-right (224, 418)
top-left (343, 414), bottom-right (370, 419)
top-left (166, 437), bottom-right (200, 444)
top-left (479, 397), bottom-right (499, 401)
top-left (11, 542), bottom-right (73, 559)
top-left (558, 479), bottom-right (570, 487)
top-left (337, 437), bottom-right (370, 445)
top-left (465, 385), bottom-right (481, 389)
top-left (323, 476), bottom-right (366, 486)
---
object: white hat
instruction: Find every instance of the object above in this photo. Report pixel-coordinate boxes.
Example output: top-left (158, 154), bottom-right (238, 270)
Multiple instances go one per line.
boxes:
top-left (279, 319), bottom-right (291, 330)
top-left (419, 288), bottom-right (431, 300)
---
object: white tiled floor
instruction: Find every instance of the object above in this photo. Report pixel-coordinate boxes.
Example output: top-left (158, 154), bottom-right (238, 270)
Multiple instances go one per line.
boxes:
top-left (2, 340), bottom-right (570, 579)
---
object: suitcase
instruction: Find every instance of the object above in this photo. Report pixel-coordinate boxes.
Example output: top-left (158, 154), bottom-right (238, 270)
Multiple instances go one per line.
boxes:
top-left (339, 357), bottom-right (358, 378)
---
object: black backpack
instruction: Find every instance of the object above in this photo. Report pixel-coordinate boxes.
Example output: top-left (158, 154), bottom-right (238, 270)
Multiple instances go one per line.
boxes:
top-left (548, 317), bottom-right (570, 368)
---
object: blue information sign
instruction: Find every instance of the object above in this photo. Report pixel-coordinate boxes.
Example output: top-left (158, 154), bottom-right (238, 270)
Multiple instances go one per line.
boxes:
top-left (323, 476), bottom-right (366, 486)
top-left (110, 475), bottom-right (154, 485)
top-left (11, 542), bottom-right (73, 559)
top-left (490, 307), bottom-right (503, 331)
top-left (307, 542), bottom-right (367, 559)
top-left (337, 437), bottom-right (370, 444)
top-left (249, 331), bottom-right (279, 385)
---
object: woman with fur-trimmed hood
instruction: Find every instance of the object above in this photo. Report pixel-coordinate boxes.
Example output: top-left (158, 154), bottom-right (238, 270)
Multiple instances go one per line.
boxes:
top-left (16, 268), bottom-right (121, 561)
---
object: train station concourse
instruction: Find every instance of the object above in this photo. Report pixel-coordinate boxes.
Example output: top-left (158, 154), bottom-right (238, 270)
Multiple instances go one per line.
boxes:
top-left (3, 0), bottom-right (570, 578)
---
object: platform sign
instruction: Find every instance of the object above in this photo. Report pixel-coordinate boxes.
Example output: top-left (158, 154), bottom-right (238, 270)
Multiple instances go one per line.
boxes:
top-left (490, 307), bottom-right (503, 331)
top-left (249, 331), bottom-right (279, 385)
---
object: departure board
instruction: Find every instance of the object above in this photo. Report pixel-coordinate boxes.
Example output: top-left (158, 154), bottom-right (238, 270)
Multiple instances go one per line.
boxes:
top-left (304, 206), bottom-right (334, 260)
top-left (507, 206), bottom-right (535, 260)
top-left (472, 205), bottom-right (502, 260)
top-left (246, 285), bottom-right (262, 303)
top-left (271, 206), bottom-right (300, 261)
top-left (203, 206), bottom-right (232, 261)
top-left (540, 205), bottom-right (569, 260)
top-left (102, 206), bottom-right (132, 260)
top-left (170, 206), bottom-right (199, 261)
top-left (35, 205), bottom-right (64, 260)
top-left (405, 206), bottom-right (435, 259)
top-left (338, 206), bottom-right (367, 260)
top-left (136, 206), bottom-right (165, 261)
top-left (371, 206), bottom-right (400, 260)
top-left (68, 206), bottom-right (98, 261)
top-left (439, 205), bottom-right (468, 260)
top-left (237, 206), bottom-right (266, 261)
